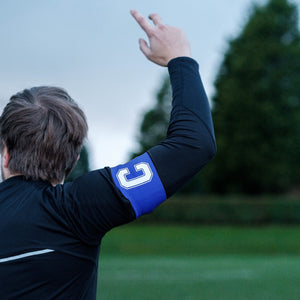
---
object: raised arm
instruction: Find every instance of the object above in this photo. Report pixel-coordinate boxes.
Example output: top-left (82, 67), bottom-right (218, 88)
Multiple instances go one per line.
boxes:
top-left (110, 11), bottom-right (216, 216)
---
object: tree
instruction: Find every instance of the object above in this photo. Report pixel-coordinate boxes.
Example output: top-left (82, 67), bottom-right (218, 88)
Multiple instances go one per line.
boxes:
top-left (202, 0), bottom-right (300, 194)
top-left (66, 145), bottom-right (90, 182)
top-left (131, 76), bottom-right (172, 158)
top-left (132, 0), bottom-right (300, 195)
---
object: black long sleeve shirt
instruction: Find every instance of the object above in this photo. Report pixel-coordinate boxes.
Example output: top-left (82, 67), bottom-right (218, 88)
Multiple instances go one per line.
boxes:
top-left (0, 57), bottom-right (216, 299)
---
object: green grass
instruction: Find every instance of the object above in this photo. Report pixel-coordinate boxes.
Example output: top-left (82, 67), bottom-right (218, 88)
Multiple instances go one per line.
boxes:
top-left (97, 225), bottom-right (300, 299)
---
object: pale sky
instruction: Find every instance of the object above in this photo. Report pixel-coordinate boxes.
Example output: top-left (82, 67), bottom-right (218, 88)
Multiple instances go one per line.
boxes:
top-left (1, 0), bottom-right (298, 169)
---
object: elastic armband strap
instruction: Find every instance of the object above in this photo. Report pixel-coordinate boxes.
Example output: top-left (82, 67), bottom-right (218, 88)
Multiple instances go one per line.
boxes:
top-left (110, 153), bottom-right (167, 218)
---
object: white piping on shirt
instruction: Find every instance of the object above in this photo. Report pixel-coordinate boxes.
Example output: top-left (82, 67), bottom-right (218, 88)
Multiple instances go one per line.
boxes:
top-left (0, 249), bottom-right (54, 263)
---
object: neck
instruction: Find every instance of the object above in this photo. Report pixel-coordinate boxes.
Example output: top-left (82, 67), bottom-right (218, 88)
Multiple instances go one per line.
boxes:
top-left (2, 172), bottom-right (63, 186)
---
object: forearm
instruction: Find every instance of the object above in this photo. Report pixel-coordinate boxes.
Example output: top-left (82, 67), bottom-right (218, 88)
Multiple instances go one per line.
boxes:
top-left (148, 57), bottom-right (216, 197)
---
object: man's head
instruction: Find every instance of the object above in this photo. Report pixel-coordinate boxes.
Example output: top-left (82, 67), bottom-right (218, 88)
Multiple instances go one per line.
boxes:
top-left (0, 86), bottom-right (88, 184)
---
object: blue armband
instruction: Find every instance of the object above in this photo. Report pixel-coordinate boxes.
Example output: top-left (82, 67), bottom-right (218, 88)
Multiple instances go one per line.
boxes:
top-left (110, 153), bottom-right (167, 218)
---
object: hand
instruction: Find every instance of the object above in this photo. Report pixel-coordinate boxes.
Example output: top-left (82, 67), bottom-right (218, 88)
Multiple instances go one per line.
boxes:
top-left (130, 10), bottom-right (192, 66)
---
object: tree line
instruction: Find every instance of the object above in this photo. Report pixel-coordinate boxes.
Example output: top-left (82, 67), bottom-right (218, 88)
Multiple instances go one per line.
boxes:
top-left (132, 0), bottom-right (300, 195)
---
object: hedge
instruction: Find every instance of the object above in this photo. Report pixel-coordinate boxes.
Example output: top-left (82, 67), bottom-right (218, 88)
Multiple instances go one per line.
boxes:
top-left (137, 195), bottom-right (300, 225)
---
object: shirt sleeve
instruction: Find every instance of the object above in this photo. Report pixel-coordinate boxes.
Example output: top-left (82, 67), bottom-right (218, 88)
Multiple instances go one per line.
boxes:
top-left (148, 57), bottom-right (216, 197)
top-left (110, 57), bottom-right (216, 217)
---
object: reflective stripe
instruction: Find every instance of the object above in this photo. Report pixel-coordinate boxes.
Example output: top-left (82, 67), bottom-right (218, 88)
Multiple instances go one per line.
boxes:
top-left (0, 249), bottom-right (54, 263)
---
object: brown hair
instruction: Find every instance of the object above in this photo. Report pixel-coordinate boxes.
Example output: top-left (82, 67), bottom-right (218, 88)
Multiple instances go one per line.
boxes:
top-left (0, 86), bottom-right (88, 183)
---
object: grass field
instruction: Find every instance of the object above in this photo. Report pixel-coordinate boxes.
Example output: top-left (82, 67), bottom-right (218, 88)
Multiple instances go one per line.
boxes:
top-left (97, 225), bottom-right (300, 299)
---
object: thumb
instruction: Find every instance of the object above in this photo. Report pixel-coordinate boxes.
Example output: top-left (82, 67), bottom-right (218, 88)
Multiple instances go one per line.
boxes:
top-left (139, 38), bottom-right (152, 59)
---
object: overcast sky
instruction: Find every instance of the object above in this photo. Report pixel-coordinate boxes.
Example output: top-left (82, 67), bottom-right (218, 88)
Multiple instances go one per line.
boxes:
top-left (1, 0), bottom-right (298, 169)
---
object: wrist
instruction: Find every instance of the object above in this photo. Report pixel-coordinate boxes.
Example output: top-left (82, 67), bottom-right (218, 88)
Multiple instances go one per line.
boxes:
top-left (166, 51), bottom-right (192, 65)
top-left (167, 56), bottom-right (196, 67)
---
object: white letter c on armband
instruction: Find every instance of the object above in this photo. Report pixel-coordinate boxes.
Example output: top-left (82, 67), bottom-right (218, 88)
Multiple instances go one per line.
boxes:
top-left (116, 162), bottom-right (153, 189)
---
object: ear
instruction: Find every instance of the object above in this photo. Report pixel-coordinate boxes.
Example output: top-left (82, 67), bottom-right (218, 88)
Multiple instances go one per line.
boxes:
top-left (1, 145), bottom-right (10, 168)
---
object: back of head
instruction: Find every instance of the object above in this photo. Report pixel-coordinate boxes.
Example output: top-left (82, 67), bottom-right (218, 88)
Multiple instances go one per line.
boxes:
top-left (0, 86), bottom-right (88, 184)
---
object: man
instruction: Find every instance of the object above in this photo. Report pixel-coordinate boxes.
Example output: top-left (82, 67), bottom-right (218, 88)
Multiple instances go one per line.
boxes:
top-left (0, 10), bottom-right (216, 299)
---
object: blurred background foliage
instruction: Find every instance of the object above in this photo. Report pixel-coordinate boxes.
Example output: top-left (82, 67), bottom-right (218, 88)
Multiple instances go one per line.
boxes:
top-left (136, 194), bottom-right (300, 225)
top-left (132, 0), bottom-right (300, 196)
top-left (66, 145), bottom-right (90, 182)
top-left (203, 0), bottom-right (300, 194)
top-left (131, 77), bottom-right (172, 158)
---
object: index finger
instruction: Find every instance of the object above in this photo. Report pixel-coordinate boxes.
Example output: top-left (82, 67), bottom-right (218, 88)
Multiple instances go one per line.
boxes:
top-left (131, 10), bottom-right (153, 36)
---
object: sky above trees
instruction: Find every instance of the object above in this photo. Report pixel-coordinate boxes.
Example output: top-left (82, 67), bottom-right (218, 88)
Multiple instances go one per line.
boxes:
top-left (1, 0), bottom-right (300, 169)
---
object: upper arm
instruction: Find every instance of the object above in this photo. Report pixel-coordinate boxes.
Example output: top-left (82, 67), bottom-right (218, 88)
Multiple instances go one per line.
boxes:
top-left (56, 154), bottom-right (166, 244)
top-left (60, 169), bottom-right (136, 244)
